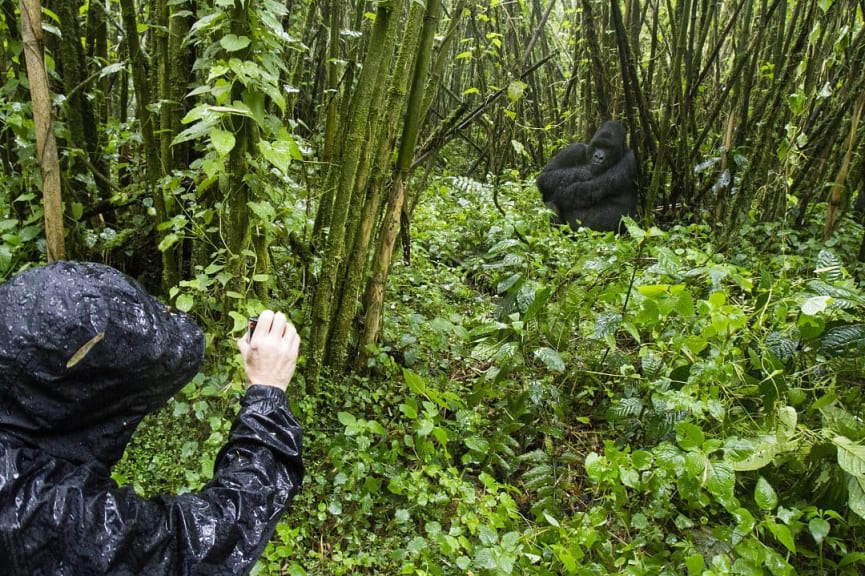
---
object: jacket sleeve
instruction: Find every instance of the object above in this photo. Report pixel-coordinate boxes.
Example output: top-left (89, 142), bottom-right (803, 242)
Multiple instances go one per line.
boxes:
top-left (0, 385), bottom-right (303, 576)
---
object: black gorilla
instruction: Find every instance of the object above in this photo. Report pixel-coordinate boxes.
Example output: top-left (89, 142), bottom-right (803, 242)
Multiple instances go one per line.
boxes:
top-left (537, 120), bottom-right (637, 232)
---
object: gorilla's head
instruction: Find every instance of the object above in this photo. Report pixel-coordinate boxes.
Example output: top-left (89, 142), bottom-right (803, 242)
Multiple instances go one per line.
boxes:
top-left (588, 121), bottom-right (627, 171)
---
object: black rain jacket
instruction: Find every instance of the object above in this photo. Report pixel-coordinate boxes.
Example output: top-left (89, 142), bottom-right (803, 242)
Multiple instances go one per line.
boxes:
top-left (0, 261), bottom-right (304, 575)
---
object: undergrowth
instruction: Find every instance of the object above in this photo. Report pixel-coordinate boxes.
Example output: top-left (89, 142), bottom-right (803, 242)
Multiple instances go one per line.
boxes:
top-left (118, 173), bottom-right (865, 575)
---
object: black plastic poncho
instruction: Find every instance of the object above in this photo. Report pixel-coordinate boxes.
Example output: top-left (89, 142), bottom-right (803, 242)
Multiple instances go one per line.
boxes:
top-left (0, 261), bottom-right (304, 575)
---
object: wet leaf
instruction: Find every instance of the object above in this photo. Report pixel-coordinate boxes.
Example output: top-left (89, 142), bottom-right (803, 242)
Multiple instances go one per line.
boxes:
top-left (66, 332), bottom-right (105, 368)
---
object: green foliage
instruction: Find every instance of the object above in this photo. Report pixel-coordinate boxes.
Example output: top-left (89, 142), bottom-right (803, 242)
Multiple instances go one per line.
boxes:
top-left (113, 171), bottom-right (865, 574)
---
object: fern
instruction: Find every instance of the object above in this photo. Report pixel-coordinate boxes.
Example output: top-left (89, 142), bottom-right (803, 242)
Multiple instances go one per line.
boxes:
top-left (519, 450), bottom-right (561, 518)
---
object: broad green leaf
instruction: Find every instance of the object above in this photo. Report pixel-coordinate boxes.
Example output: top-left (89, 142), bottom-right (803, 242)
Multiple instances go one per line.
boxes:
top-left (220, 34), bottom-right (251, 52)
top-left (506, 80), bottom-right (527, 102)
top-left (158, 232), bottom-right (180, 252)
top-left (847, 475), bottom-right (865, 520)
top-left (808, 518), bottom-right (830, 545)
top-left (228, 311), bottom-right (248, 333)
top-left (732, 507), bottom-right (756, 534)
top-left (248, 200), bottom-right (276, 221)
top-left (676, 422), bottom-right (705, 450)
top-left (337, 412), bottom-right (356, 426)
top-left (259, 140), bottom-right (293, 174)
top-left (210, 129), bottom-right (236, 156)
top-left (765, 518), bottom-right (796, 553)
top-left (465, 436), bottom-right (490, 453)
top-left (403, 368), bottom-right (428, 396)
top-left (584, 452), bottom-right (604, 480)
top-left (686, 554), bottom-right (705, 574)
top-left (801, 295), bottom-right (831, 316)
top-left (754, 476), bottom-right (778, 511)
top-left (638, 284), bottom-right (669, 297)
top-left (173, 117), bottom-right (219, 146)
top-left (832, 435), bottom-right (865, 476)
top-left (705, 460), bottom-right (735, 500)
top-left (175, 293), bottom-right (194, 313)
top-left (726, 436), bottom-right (780, 471)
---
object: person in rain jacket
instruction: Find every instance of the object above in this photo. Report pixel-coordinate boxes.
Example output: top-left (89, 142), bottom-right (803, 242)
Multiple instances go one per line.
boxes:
top-left (0, 261), bottom-right (304, 575)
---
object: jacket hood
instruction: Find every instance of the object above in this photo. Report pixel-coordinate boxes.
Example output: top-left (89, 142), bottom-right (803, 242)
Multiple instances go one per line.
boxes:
top-left (0, 261), bottom-right (204, 467)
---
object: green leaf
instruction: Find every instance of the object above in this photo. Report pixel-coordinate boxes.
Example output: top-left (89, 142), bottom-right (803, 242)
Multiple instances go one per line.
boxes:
top-left (847, 475), bottom-right (865, 520)
top-left (158, 233), bottom-right (180, 252)
top-left (686, 554), bottom-right (705, 574)
top-left (220, 34), bottom-right (251, 52)
top-left (754, 476), bottom-right (778, 511)
top-left (534, 347), bottom-right (565, 372)
top-left (403, 369), bottom-right (428, 396)
top-left (465, 436), bottom-right (490, 453)
top-left (173, 117), bottom-right (220, 146)
top-left (676, 422), bottom-right (705, 450)
top-left (210, 129), bottom-right (236, 156)
top-left (765, 517), bottom-right (796, 553)
top-left (808, 517), bottom-right (830, 545)
top-left (801, 295), bottom-right (831, 316)
top-left (259, 140), bottom-right (293, 174)
top-left (832, 435), bottom-right (865, 476)
top-left (175, 293), bottom-right (194, 313)
top-left (584, 452), bottom-right (604, 480)
top-left (705, 460), bottom-right (735, 500)
top-left (506, 80), bottom-right (527, 102)
top-left (726, 436), bottom-right (781, 471)
top-left (337, 412), bottom-right (356, 427)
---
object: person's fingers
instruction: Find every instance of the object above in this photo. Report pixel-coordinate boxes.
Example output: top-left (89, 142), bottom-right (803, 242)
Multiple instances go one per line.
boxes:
top-left (251, 310), bottom-right (276, 340)
top-left (271, 311), bottom-right (288, 337)
top-left (237, 335), bottom-right (250, 356)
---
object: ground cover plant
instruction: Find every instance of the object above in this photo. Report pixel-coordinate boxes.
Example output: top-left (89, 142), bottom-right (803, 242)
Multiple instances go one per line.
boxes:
top-left (117, 172), bottom-right (865, 575)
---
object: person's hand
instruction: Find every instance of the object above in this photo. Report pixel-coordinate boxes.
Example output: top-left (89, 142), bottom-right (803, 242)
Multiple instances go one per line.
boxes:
top-left (236, 310), bottom-right (299, 391)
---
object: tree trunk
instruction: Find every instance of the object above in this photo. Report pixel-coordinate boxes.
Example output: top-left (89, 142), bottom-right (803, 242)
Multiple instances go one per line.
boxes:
top-left (328, 0), bottom-right (424, 370)
top-left (307, 1), bottom-right (401, 378)
top-left (119, 0), bottom-right (178, 289)
top-left (52, 0), bottom-right (110, 206)
top-left (20, 0), bottom-right (64, 261)
top-left (358, 0), bottom-right (445, 364)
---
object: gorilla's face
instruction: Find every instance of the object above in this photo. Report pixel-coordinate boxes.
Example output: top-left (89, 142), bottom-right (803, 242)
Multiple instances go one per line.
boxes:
top-left (588, 121), bottom-right (627, 171)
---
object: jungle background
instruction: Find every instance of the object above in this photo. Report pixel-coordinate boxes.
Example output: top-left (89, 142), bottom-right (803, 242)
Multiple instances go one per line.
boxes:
top-left (3, 0), bottom-right (865, 573)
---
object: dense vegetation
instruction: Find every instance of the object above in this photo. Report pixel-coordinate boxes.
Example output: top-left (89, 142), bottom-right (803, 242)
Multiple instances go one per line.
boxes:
top-left (3, 0), bottom-right (865, 573)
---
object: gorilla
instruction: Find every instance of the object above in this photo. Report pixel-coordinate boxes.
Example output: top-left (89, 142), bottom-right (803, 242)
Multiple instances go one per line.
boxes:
top-left (537, 120), bottom-right (637, 232)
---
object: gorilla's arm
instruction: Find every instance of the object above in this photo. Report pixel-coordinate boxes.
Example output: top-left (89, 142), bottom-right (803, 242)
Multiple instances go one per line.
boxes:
top-left (536, 142), bottom-right (590, 204)
top-left (549, 149), bottom-right (636, 211)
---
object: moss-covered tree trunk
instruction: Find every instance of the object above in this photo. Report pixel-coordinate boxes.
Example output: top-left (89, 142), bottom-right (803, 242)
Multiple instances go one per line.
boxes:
top-left (307, 1), bottom-right (401, 379)
top-left (222, 2), bottom-right (257, 299)
top-left (327, 0), bottom-right (424, 370)
top-left (119, 0), bottom-right (178, 289)
top-left (52, 0), bottom-right (110, 206)
top-left (358, 0), bottom-right (444, 363)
